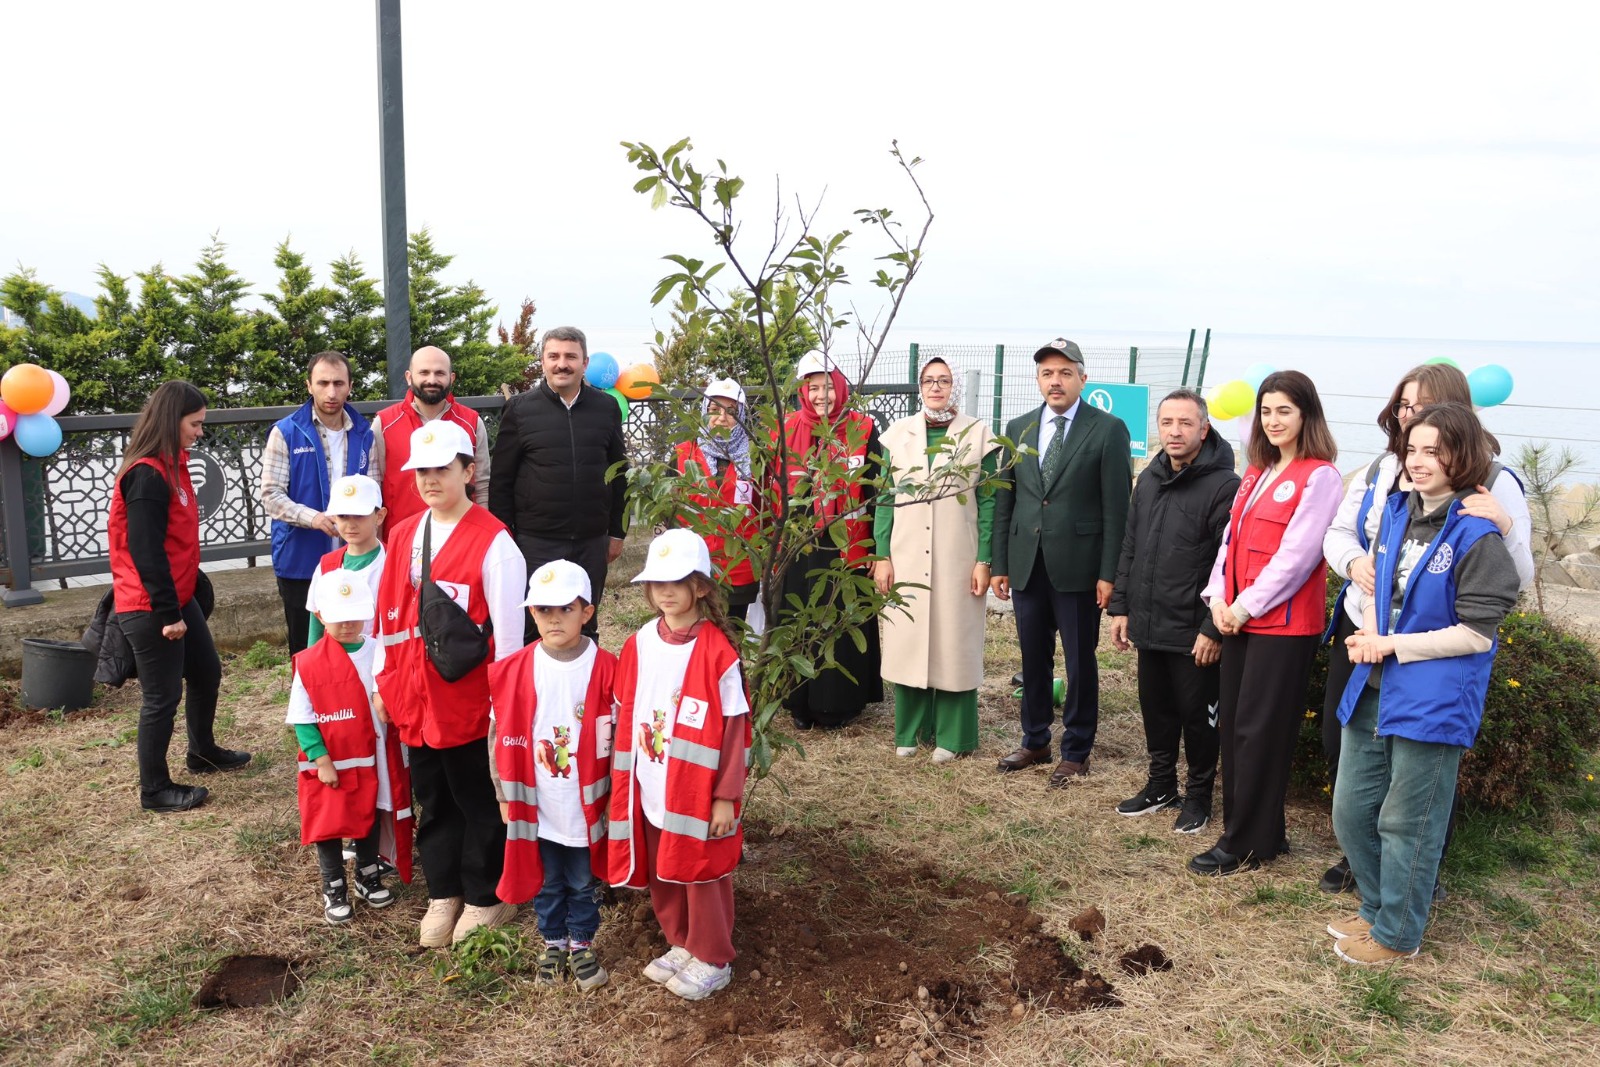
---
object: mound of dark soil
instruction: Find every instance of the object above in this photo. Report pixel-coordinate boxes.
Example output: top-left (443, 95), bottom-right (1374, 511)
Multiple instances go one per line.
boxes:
top-left (606, 821), bottom-right (1117, 1065)
top-left (194, 954), bottom-right (300, 1009)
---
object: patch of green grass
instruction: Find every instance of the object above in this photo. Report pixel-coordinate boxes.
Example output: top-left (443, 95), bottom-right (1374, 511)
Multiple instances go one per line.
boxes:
top-left (1006, 866), bottom-right (1066, 904)
top-left (1241, 882), bottom-right (1321, 909)
top-left (97, 936), bottom-right (215, 1050)
top-left (234, 817), bottom-right (300, 867)
top-left (1345, 967), bottom-right (1412, 1024)
top-left (1120, 833), bottom-right (1162, 852)
top-left (844, 832), bottom-right (873, 861)
top-left (82, 723), bottom-right (139, 750)
top-left (240, 641), bottom-right (287, 670)
top-left (6, 748), bottom-right (45, 775)
top-left (1546, 962), bottom-right (1600, 1025)
top-left (433, 925), bottom-right (532, 1001)
top-left (1481, 890), bottom-right (1543, 931)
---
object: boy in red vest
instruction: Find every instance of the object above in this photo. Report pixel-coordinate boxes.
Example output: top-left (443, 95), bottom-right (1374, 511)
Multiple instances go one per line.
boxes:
top-left (286, 569), bottom-right (413, 924)
top-left (488, 560), bottom-right (618, 990)
top-left (304, 474), bottom-right (387, 646)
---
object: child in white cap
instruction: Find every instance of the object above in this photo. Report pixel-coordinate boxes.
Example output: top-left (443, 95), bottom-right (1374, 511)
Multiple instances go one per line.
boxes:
top-left (286, 568), bottom-right (412, 924)
top-left (487, 560), bottom-right (619, 991)
top-left (304, 473), bottom-right (388, 645)
top-left (607, 529), bottom-right (751, 1001)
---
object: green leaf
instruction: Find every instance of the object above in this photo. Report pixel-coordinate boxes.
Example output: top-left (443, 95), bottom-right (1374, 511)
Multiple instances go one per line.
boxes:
top-left (633, 175), bottom-right (660, 194)
top-left (650, 182), bottom-right (669, 211)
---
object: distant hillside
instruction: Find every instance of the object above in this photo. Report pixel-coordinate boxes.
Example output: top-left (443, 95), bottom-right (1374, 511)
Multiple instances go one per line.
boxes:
top-left (1, 291), bottom-right (97, 327)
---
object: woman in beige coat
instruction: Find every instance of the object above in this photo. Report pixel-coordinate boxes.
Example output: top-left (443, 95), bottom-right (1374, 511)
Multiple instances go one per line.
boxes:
top-left (871, 357), bottom-right (999, 762)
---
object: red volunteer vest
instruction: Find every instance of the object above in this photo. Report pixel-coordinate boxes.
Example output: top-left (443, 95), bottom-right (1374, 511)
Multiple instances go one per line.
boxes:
top-left (374, 506), bottom-right (505, 749)
top-left (488, 642), bottom-right (618, 904)
top-left (775, 410), bottom-right (873, 566)
top-left (608, 626), bottom-right (751, 888)
top-left (377, 399), bottom-right (483, 534)
top-left (1224, 457), bottom-right (1334, 636)
top-left (293, 639), bottom-right (415, 882)
top-left (108, 454), bottom-right (200, 614)
top-left (674, 440), bottom-right (758, 588)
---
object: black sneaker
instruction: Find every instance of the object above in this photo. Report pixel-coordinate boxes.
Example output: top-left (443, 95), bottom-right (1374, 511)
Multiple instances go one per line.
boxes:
top-left (1172, 795), bottom-right (1211, 834)
top-left (1115, 786), bottom-right (1180, 817)
top-left (534, 946), bottom-right (570, 986)
top-left (186, 748), bottom-right (252, 774)
top-left (568, 946), bottom-right (609, 991)
top-left (323, 877), bottom-right (353, 925)
top-left (141, 784), bottom-right (209, 813)
top-left (353, 863), bottom-right (395, 908)
top-left (1319, 856), bottom-right (1357, 894)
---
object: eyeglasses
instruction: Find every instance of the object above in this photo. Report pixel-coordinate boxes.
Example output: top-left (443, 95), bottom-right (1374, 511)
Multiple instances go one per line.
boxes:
top-left (1392, 401), bottom-right (1422, 418)
top-left (919, 377), bottom-right (953, 388)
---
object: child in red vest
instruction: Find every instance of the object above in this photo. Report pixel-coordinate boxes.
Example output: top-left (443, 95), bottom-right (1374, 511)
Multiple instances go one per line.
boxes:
top-left (286, 569), bottom-right (413, 924)
top-left (487, 560), bottom-right (618, 990)
top-left (609, 529), bottom-right (751, 1001)
top-left (304, 474), bottom-right (387, 646)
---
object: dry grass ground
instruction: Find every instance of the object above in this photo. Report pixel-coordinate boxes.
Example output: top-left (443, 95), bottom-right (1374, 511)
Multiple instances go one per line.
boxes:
top-left (1, 578), bottom-right (1597, 1066)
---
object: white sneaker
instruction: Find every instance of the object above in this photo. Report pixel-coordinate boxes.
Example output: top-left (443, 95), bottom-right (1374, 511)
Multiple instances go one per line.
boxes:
top-left (419, 896), bottom-right (463, 947)
top-left (931, 747), bottom-right (959, 763)
top-left (452, 901), bottom-right (517, 943)
top-left (895, 746), bottom-right (918, 757)
top-left (666, 958), bottom-right (732, 1000)
top-left (642, 945), bottom-right (694, 984)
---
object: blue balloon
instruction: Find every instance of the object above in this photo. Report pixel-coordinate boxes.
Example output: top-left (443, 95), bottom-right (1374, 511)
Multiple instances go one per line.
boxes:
top-left (585, 351), bottom-right (620, 390)
top-left (1467, 364), bottom-right (1514, 408)
top-left (14, 412), bottom-right (63, 457)
top-left (1242, 362), bottom-right (1277, 390)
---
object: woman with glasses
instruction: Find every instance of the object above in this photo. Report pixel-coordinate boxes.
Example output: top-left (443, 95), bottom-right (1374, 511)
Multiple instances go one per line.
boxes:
top-left (872, 357), bottom-right (999, 762)
top-left (1316, 363), bottom-right (1533, 894)
top-left (673, 378), bottom-right (760, 620)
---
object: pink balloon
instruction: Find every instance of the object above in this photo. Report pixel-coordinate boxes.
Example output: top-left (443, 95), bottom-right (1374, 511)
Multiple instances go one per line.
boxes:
top-left (42, 370), bottom-right (71, 417)
top-left (1235, 413), bottom-right (1254, 449)
top-left (0, 399), bottom-right (14, 442)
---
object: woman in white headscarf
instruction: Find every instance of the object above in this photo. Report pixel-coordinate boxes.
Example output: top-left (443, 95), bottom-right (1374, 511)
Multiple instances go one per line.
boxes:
top-left (674, 378), bottom-right (760, 619)
top-left (872, 357), bottom-right (999, 761)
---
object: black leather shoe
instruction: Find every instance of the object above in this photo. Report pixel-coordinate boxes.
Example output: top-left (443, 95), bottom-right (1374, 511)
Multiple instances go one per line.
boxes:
top-left (142, 784), bottom-right (210, 813)
top-left (1187, 845), bottom-right (1260, 876)
top-left (1010, 672), bottom-right (1025, 689)
top-left (186, 748), bottom-right (252, 774)
top-left (1320, 856), bottom-right (1357, 894)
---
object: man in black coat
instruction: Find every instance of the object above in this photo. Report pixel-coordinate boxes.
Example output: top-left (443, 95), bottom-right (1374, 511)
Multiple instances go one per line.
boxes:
top-left (1107, 389), bottom-right (1240, 834)
top-left (488, 326), bottom-right (628, 641)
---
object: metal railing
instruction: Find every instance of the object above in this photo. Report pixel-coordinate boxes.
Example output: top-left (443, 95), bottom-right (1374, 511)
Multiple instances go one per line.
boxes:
top-left (0, 385), bottom-right (918, 604)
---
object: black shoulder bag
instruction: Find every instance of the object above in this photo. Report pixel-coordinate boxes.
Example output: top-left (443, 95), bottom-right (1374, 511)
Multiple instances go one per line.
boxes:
top-left (418, 515), bottom-right (493, 682)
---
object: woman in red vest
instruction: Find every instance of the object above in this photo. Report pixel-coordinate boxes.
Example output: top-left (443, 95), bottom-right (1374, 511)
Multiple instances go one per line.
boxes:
top-left (1191, 370), bottom-right (1342, 876)
top-left (372, 420), bottom-right (528, 947)
top-left (673, 378), bottom-right (759, 619)
top-left (776, 352), bottom-right (883, 730)
top-left (107, 380), bottom-right (249, 813)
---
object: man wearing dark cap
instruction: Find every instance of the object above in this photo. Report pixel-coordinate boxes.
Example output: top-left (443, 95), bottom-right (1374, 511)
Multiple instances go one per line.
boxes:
top-left (991, 339), bottom-right (1132, 786)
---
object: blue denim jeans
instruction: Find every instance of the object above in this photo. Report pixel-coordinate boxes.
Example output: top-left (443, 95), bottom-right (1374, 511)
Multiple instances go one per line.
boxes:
top-left (533, 839), bottom-right (603, 943)
top-left (1332, 686), bottom-right (1463, 953)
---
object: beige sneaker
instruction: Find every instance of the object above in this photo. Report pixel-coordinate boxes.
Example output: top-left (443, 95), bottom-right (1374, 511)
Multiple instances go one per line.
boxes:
top-left (1334, 932), bottom-right (1419, 966)
top-left (1326, 913), bottom-right (1372, 940)
top-left (452, 901), bottom-right (517, 943)
top-left (420, 896), bottom-right (463, 948)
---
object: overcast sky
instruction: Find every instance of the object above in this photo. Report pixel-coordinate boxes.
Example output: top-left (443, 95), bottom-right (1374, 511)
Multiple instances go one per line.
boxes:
top-left (3, 1), bottom-right (1596, 350)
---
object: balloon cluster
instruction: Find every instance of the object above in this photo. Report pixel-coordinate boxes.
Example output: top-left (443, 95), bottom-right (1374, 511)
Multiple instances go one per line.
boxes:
top-left (583, 353), bottom-right (659, 420)
top-left (0, 364), bottom-right (71, 457)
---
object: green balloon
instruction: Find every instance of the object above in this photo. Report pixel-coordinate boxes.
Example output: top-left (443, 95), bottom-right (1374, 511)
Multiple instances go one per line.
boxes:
top-left (1424, 356), bottom-right (1460, 369)
top-left (606, 387), bottom-right (631, 422)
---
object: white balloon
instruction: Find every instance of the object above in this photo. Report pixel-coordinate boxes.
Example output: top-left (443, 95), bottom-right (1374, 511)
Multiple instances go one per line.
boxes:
top-left (42, 370), bottom-right (71, 417)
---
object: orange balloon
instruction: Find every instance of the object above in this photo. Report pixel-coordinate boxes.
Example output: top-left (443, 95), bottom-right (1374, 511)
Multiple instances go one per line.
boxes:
top-left (0, 363), bottom-right (54, 415)
top-left (617, 362), bottom-right (660, 400)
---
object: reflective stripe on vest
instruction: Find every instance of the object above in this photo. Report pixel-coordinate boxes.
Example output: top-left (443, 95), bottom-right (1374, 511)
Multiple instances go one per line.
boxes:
top-left (669, 736), bottom-right (720, 771)
top-left (613, 750), bottom-right (634, 772)
top-left (589, 819), bottom-right (606, 844)
top-left (501, 777), bottom-right (537, 805)
top-left (380, 627), bottom-right (421, 647)
top-left (608, 817), bottom-right (632, 841)
top-left (506, 819), bottom-right (540, 843)
top-left (660, 811), bottom-right (712, 841)
top-left (298, 755), bottom-right (377, 774)
top-left (395, 806), bottom-right (413, 820)
top-left (581, 778), bottom-right (609, 806)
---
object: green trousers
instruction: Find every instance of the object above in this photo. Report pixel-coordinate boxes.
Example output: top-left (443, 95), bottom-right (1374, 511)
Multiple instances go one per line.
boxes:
top-left (893, 684), bottom-right (979, 753)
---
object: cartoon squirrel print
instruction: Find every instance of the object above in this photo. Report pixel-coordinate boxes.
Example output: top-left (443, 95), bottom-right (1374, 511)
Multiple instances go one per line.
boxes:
top-left (536, 725), bottom-right (573, 778)
top-left (639, 708), bottom-right (669, 763)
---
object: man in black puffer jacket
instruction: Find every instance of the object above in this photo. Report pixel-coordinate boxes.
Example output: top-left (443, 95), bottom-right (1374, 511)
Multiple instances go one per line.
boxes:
top-left (1107, 389), bottom-right (1240, 834)
top-left (489, 326), bottom-right (628, 641)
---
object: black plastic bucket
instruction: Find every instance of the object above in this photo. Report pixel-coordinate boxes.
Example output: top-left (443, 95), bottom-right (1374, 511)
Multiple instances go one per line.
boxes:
top-left (21, 638), bottom-right (96, 711)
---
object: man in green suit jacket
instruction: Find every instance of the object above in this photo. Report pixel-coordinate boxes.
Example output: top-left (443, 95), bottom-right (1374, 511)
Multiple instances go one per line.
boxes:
top-left (991, 339), bottom-right (1132, 784)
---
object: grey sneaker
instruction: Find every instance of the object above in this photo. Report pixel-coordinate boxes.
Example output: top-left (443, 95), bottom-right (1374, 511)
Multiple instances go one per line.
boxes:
top-left (665, 958), bottom-right (732, 1000)
top-left (568, 946), bottom-right (609, 991)
top-left (534, 946), bottom-right (570, 986)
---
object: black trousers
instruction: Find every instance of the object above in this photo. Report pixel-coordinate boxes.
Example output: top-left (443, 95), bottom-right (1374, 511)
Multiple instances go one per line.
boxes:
top-left (1011, 560), bottom-right (1101, 762)
top-left (1216, 631), bottom-right (1320, 860)
top-left (1136, 648), bottom-right (1220, 801)
top-left (277, 576), bottom-right (313, 655)
top-left (118, 599), bottom-right (222, 801)
top-left (515, 533), bottom-right (612, 643)
top-left (410, 737), bottom-right (506, 906)
top-left (314, 824), bottom-right (380, 884)
top-left (780, 546), bottom-right (882, 727)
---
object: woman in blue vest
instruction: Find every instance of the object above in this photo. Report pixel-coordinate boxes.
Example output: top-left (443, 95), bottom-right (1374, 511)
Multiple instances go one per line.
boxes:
top-left (1328, 402), bottom-right (1519, 966)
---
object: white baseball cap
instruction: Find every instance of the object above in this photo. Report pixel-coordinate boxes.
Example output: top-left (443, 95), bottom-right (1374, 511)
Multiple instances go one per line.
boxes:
top-left (326, 474), bottom-right (382, 516)
top-left (793, 351), bottom-right (836, 380)
top-left (314, 568), bottom-right (376, 623)
top-left (705, 378), bottom-right (746, 407)
top-left (631, 528), bottom-right (713, 583)
top-left (401, 420), bottom-right (474, 470)
top-left (524, 559), bottom-right (593, 607)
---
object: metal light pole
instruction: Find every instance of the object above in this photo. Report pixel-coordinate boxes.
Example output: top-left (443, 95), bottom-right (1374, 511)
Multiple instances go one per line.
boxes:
top-left (376, 0), bottom-right (411, 399)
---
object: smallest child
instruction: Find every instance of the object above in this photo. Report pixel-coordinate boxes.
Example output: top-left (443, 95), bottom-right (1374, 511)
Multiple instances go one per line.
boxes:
top-left (304, 474), bottom-right (388, 646)
top-left (488, 560), bottom-right (618, 991)
top-left (287, 569), bottom-right (413, 924)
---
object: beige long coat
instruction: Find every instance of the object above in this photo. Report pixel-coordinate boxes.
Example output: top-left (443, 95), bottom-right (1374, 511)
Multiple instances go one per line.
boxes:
top-left (879, 412), bottom-right (998, 692)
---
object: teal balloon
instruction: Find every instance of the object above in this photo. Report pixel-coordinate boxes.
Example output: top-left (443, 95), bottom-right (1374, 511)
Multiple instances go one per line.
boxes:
top-left (1242, 362), bottom-right (1276, 389)
top-left (605, 387), bottom-right (631, 422)
top-left (1423, 356), bottom-right (1460, 369)
top-left (1467, 364), bottom-right (1513, 408)
top-left (586, 352), bottom-right (620, 389)
top-left (14, 412), bottom-right (63, 457)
